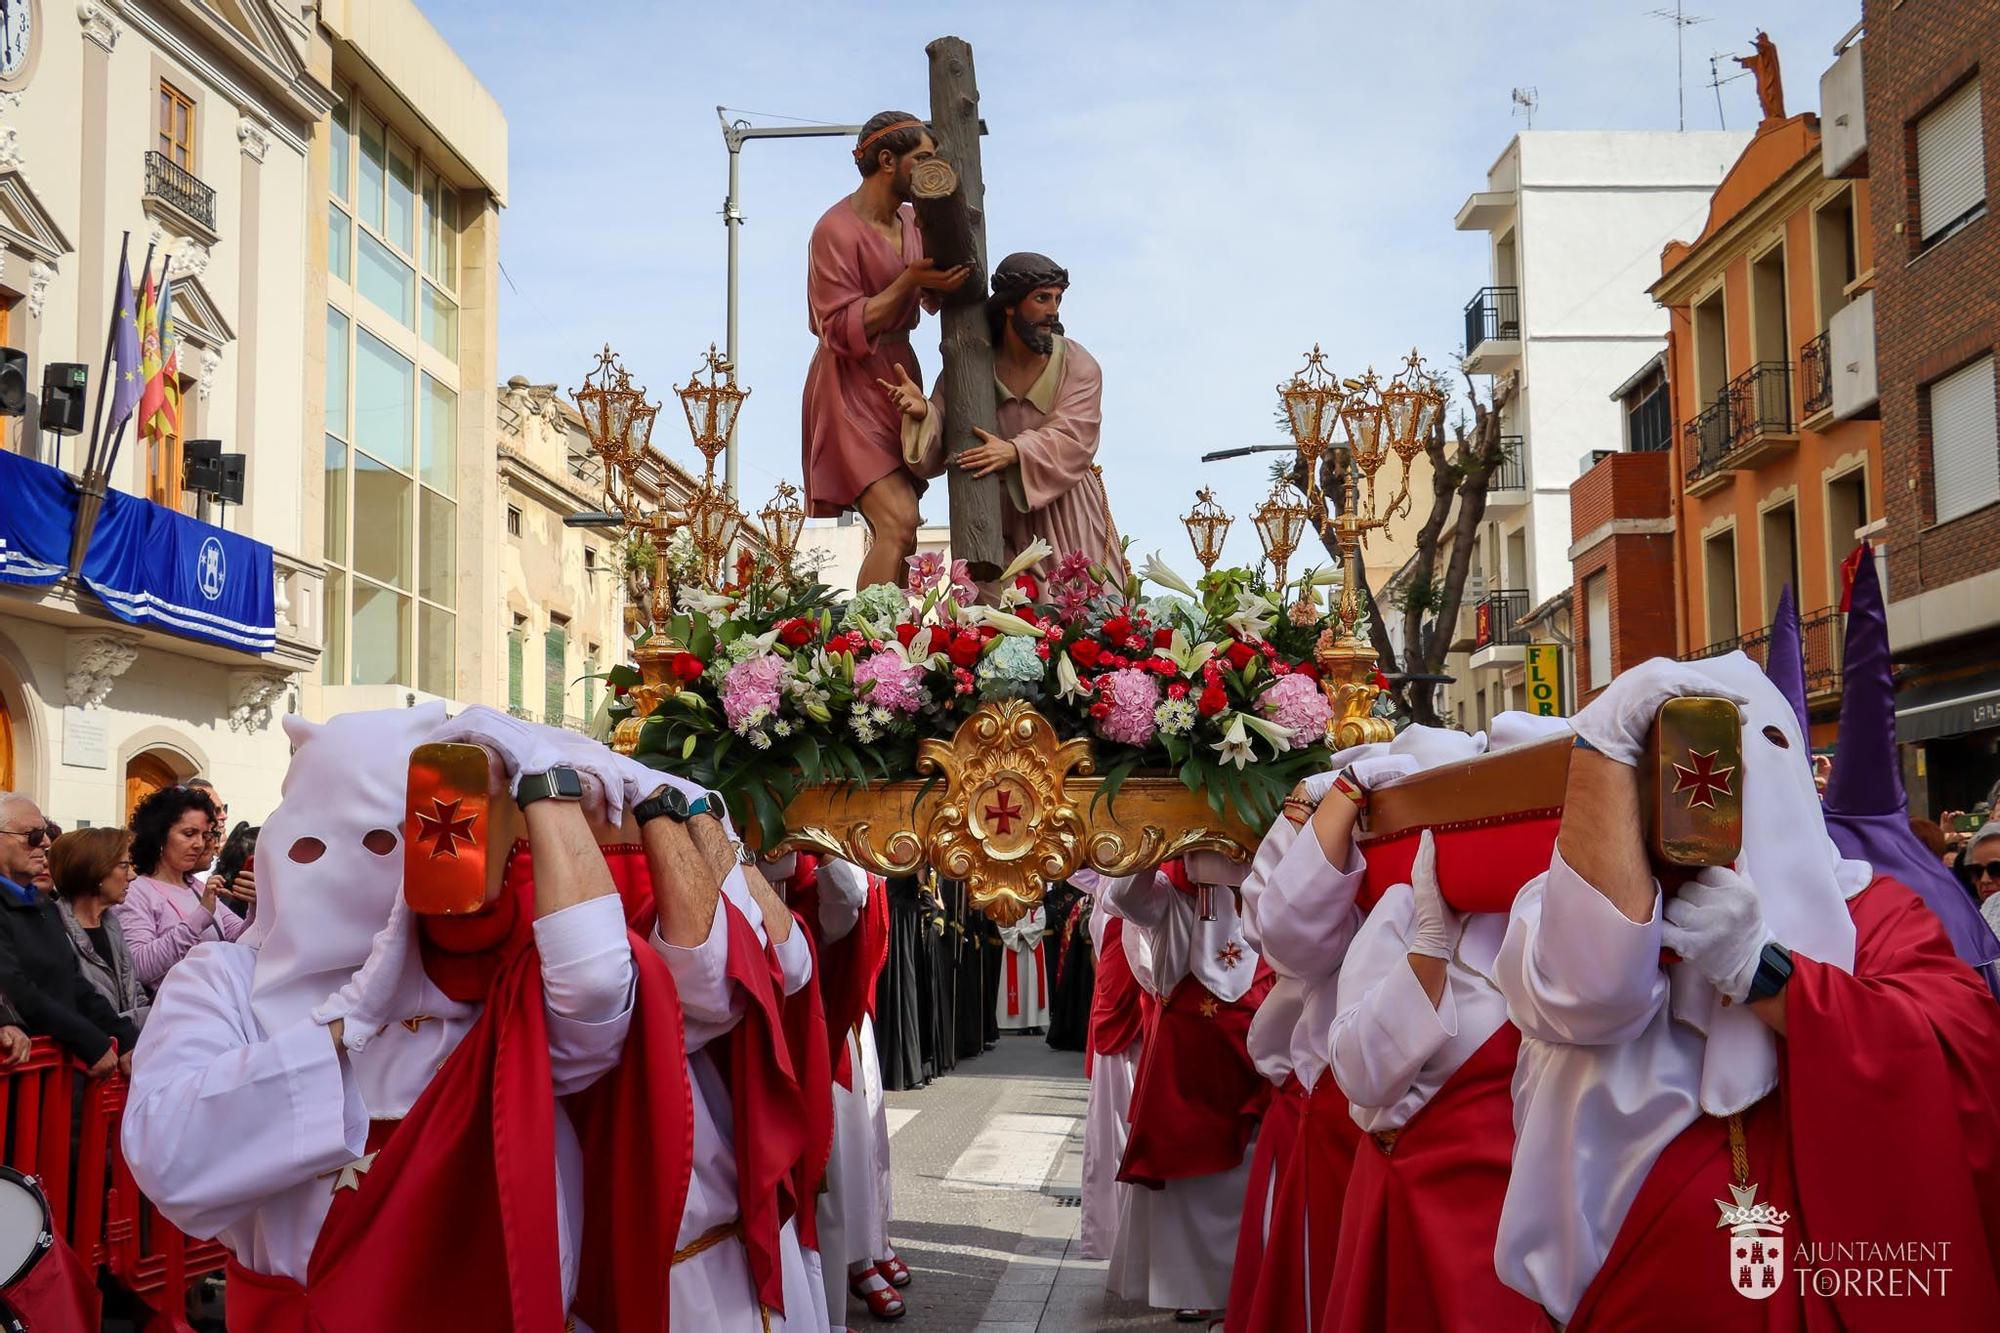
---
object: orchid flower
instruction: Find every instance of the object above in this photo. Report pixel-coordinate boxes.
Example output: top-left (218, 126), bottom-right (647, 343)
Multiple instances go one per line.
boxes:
top-left (905, 550), bottom-right (947, 594)
top-left (1140, 552), bottom-right (1201, 601)
top-left (947, 558), bottom-right (978, 603)
top-left (997, 538), bottom-right (1055, 587)
top-left (1212, 714), bottom-right (1255, 769)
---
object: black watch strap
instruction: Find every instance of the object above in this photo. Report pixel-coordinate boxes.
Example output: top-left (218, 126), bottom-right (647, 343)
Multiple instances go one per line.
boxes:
top-left (1745, 940), bottom-right (1793, 1002)
top-left (516, 766), bottom-right (583, 809)
top-left (633, 785), bottom-right (726, 825)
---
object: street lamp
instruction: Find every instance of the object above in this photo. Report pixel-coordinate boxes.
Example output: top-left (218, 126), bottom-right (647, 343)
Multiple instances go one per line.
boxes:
top-left (675, 344), bottom-right (747, 486)
top-left (1250, 483), bottom-right (1310, 591)
top-left (759, 479), bottom-right (807, 567)
top-left (1182, 486), bottom-right (1233, 573)
top-left (1277, 345), bottom-right (1345, 522)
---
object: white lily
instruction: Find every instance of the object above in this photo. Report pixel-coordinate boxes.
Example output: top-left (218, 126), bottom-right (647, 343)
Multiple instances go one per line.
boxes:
top-left (1306, 565), bottom-right (1342, 588)
top-left (1212, 714), bottom-right (1255, 769)
top-left (971, 606), bottom-right (1044, 637)
top-left (679, 588), bottom-right (735, 615)
top-left (997, 537), bottom-right (1055, 586)
top-left (1154, 627), bottom-right (1217, 677)
top-left (1056, 651), bottom-right (1089, 702)
top-left (1238, 712), bottom-right (1297, 753)
top-left (997, 583), bottom-right (1031, 610)
top-left (1140, 551), bottom-right (1201, 601)
top-left (1225, 589), bottom-right (1276, 642)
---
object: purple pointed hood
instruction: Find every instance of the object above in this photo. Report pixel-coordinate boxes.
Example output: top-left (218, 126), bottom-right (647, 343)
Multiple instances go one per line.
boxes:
top-left (1824, 546), bottom-right (2000, 989)
top-left (1765, 583), bottom-right (1809, 738)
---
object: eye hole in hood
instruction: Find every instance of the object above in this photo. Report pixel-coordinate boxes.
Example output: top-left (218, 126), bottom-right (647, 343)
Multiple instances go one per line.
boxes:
top-left (288, 837), bottom-right (327, 864)
top-left (362, 828), bottom-right (399, 857)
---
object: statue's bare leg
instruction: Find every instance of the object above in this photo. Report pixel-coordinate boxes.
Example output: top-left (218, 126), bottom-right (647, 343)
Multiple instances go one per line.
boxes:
top-left (855, 469), bottom-right (921, 591)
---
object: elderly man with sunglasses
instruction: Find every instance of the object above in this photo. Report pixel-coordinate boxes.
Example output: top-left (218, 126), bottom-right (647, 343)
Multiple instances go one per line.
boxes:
top-left (0, 791), bottom-right (128, 1071)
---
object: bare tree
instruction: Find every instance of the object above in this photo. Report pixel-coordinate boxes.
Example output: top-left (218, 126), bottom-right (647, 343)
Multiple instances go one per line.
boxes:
top-left (1289, 367), bottom-right (1519, 727)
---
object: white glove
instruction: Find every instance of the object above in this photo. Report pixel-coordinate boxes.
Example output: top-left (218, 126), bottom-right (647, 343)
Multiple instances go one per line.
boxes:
top-left (1184, 849), bottom-right (1249, 888)
top-left (1405, 829), bottom-right (1462, 960)
top-left (1661, 865), bottom-right (1773, 1003)
top-left (311, 895), bottom-right (416, 1052)
top-left (432, 706), bottom-right (630, 822)
top-left (604, 751), bottom-right (708, 822)
top-left (1346, 754), bottom-right (1421, 793)
top-left (1568, 659), bottom-right (1748, 767)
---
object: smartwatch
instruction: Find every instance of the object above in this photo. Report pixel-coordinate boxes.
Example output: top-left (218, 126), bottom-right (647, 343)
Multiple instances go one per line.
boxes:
top-left (516, 766), bottom-right (584, 809)
top-left (633, 785), bottom-right (712, 825)
top-left (1745, 940), bottom-right (1793, 1003)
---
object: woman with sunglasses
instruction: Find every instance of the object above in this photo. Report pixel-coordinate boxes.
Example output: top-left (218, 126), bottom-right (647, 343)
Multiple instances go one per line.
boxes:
top-left (48, 827), bottom-right (150, 1032)
top-left (1968, 823), bottom-right (2000, 939)
top-left (115, 785), bottom-right (245, 990)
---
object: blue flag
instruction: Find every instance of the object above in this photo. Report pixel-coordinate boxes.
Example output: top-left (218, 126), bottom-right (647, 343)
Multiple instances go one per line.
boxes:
top-left (106, 251), bottom-right (143, 437)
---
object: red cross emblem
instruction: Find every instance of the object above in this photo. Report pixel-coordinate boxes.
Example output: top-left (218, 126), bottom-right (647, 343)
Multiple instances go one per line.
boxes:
top-left (984, 789), bottom-right (1024, 835)
top-left (415, 796), bottom-right (478, 859)
top-left (1215, 941), bottom-right (1244, 970)
top-left (1671, 748), bottom-right (1736, 810)
top-left (1198, 997), bottom-right (1220, 1018)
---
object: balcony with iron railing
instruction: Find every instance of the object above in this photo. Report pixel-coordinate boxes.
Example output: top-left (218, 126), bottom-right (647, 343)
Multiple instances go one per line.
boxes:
top-left (1470, 587), bottom-right (1531, 667)
top-left (1724, 360), bottom-right (1795, 462)
top-left (1684, 396), bottom-right (1735, 495)
top-left (1800, 330), bottom-right (1832, 420)
top-left (1463, 286), bottom-right (1521, 373)
top-left (1680, 607), bottom-right (1845, 698)
top-left (142, 151), bottom-right (217, 239)
top-left (1483, 437), bottom-right (1528, 506)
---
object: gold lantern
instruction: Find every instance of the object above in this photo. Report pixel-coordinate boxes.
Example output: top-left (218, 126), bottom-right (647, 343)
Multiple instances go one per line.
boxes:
top-left (1182, 487), bottom-right (1233, 574)
top-left (759, 479), bottom-right (807, 568)
top-left (1250, 483), bottom-right (1310, 592)
top-left (1277, 345), bottom-right (1346, 522)
top-left (675, 345), bottom-right (748, 483)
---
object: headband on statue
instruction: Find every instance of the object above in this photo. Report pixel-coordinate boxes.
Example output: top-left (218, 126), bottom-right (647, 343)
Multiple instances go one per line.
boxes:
top-left (987, 252), bottom-right (1071, 307)
top-left (853, 119), bottom-right (926, 159)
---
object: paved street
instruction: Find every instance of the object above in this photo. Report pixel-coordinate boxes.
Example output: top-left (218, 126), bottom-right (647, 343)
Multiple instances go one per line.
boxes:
top-left (854, 1034), bottom-right (1167, 1332)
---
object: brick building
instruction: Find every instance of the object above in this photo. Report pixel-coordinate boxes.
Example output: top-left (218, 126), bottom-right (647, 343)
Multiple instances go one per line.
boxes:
top-left (1856, 0), bottom-right (2000, 814)
top-left (1569, 448), bottom-right (1676, 705)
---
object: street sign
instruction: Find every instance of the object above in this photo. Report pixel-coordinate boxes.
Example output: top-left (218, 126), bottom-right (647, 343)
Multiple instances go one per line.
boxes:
top-left (1525, 643), bottom-right (1566, 717)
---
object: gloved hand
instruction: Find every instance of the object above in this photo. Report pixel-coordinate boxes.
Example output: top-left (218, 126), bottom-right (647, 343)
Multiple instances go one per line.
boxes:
top-left (1184, 849), bottom-right (1249, 888)
top-left (604, 750), bottom-right (711, 822)
top-left (1568, 659), bottom-right (1748, 767)
top-left (1346, 753), bottom-right (1421, 793)
top-left (311, 895), bottom-right (416, 1052)
top-left (1661, 865), bottom-right (1773, 1003)
top-left (1405, 829), bottom-right (1462, 960)
top-left (432, 706), bottom-right (629, 822)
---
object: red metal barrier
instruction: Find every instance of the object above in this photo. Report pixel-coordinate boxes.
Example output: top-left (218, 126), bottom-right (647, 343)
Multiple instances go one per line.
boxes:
top-left (3, 1039), bottom-right (225, 1323)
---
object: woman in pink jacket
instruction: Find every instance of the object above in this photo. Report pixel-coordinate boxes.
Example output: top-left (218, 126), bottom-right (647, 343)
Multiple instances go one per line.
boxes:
top-left (114, 785), bottom-right (247, 989)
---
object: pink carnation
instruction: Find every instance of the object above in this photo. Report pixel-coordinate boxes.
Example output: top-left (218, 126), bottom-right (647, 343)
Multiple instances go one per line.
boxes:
top-left (1257, 672), bottom-right (1333, 750)
top-left (1094, 667), bottom-right (1161, 747)
top-left (854, 651), bottom-right (927, 714)
top-left (722, 652), bottom-right (788, 730)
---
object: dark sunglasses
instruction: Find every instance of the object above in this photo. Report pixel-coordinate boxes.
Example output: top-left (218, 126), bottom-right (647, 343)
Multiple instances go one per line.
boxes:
top-left (1969, 861), bottom-right (2000, 881)
top-left (1, 828), bottom-right (49, 849)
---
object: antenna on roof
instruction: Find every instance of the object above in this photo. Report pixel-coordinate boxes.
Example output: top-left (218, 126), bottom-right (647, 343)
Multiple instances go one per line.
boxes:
top-left (1706, 49), bottom-right (1750, 130)
top-left (1511, 87), bottom-right (1538, 129)
top-left (1647, 3), bottom-right (1713, 130)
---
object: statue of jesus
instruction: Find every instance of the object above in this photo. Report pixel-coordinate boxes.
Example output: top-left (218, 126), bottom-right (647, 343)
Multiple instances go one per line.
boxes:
top-left (882, 251), bottom-right (1125, 580)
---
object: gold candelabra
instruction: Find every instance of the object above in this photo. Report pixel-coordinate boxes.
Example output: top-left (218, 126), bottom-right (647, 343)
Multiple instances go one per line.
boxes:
top-left (759, 480), bottom-right (807, 568)
top-left (1182, 487), bottom-right (1233, 573)
top-left (1279, 347), bottom-right (1444, 747)
top-left (1250, 483), bottom-right (1310, 591)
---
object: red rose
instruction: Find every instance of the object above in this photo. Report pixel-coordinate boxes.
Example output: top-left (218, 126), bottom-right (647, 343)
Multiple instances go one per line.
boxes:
top-left (1035, 641), bottom-right (1051, 660)
top-left (777, 618), bottom-right (814, 648)
top-left (948, 634), bottom-right (982, 669)
top-left (1167, 681), bottom-right (1189, 701)
top-left (1102, 615), bottom-right (1133, 643)
top-left (1068, 640), bottom-right (1102, 669)
top-left (1291, 660), bottom-right (1320, 683)
top-left (1198, 682), bottom-right (1228, 716)
top-left (1151, 656), bottom-right (1178, 676)
top-left (1223, 640), bottom-right (1258, 671)
top-left (895, 623), bottom-right (920, 648)
top-left (1015, 573), bottom-right (1041, 601)
top-left (1089, 701), bottom-right (1113, 719)
top-left (1153, 627), bottom-right (1176, 649)
top-left (669, 653), bottom-right (705, 683)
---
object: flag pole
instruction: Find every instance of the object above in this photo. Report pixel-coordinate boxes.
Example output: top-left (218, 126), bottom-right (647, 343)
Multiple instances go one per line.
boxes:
top-left (70, 239), bottom-right (155, 577)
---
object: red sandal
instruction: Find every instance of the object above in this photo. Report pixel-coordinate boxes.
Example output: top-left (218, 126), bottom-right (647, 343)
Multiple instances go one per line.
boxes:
top-left (877, 1252), bottom-right (912, 1288)
top-left (850, 1270), bottom-right (906, 1321)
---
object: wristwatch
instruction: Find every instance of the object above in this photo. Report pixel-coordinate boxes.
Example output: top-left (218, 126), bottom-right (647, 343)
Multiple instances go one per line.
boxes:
top-left (1745, 940), bottom-right (1793, 1002)
top-left (515, 766), bottom-right (584, 809)
top-left (633, 785), bottom-right (713, 825)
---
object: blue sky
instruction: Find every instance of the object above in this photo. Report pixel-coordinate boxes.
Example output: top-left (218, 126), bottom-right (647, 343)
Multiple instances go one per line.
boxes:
top-left (422, 0), bottom-right (1863, 573)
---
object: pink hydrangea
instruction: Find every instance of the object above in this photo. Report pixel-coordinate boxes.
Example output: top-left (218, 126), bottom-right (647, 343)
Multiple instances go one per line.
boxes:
top-left (722, 652), bottom-right (788, 731)
top-left (854, 650), bottom-right (927, 714)
top-left (1095, 667), bottom-right (1161, 747)
top-left (1257, 672), bottom-right (1333, 750)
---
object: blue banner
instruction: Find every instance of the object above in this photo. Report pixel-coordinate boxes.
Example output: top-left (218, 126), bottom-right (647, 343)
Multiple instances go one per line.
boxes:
top-left (0, 447), bottom-right (79, 587)
top-left (82, 488), bottom-right (275, 652)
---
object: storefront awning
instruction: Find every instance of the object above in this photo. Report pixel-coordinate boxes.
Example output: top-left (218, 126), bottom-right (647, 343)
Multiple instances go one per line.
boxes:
top-left (1895, 669), bottom-right (2000, 743)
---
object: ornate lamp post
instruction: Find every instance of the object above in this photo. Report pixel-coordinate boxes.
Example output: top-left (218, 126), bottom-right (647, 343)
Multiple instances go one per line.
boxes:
top-left (1182, 487), bottom-right (1233, 574)
top-left (759, 479), bottom-right (807, 568)
top-left (676, 344), bottom-right (748, 485)
top-left (1280, 346), bottom-right (1445, 747)
top-left (1250, 483), bottom-right (1310, 591)
top-left (1277, 345), bottom-right (1345, 523)
top-left (683, 478), bottom-right (746, 588)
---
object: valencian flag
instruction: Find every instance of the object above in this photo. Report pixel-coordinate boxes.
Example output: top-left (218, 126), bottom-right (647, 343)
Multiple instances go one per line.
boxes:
top-left (105, 249), bottom-right (144, 438)
top-left (135, 262), bottom-right (180, 448)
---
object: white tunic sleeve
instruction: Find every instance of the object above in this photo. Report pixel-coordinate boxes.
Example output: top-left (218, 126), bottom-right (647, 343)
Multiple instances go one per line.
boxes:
top-left (122, 946), bottom-right (368, 1241)
top-left (1101, 871), bottom-right (1192, 996)
top-left (1495, 850), bottom-right (1667, 1046)
top-left (651, 904), bottom-right (742, 1054)
top-left (816, 861), bottom-right (870, 944)
top-left (533, 896), bottom-right (637, 1096)
top-left (1254, 830), bottom-right (1365, 983)
top-left (1327, 888), bottom-right (1457, 1114)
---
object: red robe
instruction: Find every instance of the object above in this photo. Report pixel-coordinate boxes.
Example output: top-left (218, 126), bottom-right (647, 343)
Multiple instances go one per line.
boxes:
top-left (1087, 915), bottom-right (1145, 1077)
top-left (1223, 1073), bottom-right (1306, 1332)
top-left (1239, 1074), bottom-right (1363, 1333)
top-left (1543, 878), bottom-right (2000, 1332)
top-left (1323, 1023), bottom-right (1533, 1333)
top-left (1118, 964), bottom-right (1275, 1189)
top-left (225, 843), bottom-right (691, 1332)
top-left (787, 857), bottom-right (892, 1090)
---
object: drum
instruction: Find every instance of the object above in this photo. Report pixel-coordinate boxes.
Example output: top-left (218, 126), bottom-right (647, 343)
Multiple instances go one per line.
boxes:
top-left (0, 1168), bottom-right (51, 1290)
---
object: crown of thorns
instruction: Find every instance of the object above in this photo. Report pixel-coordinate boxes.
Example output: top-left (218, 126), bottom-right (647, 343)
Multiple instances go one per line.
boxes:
top-left (988, 255), bottom-right (1071, 304)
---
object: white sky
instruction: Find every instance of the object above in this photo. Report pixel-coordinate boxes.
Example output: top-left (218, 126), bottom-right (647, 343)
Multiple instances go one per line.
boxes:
top-left (423, 0), bottom-right (1863, 574)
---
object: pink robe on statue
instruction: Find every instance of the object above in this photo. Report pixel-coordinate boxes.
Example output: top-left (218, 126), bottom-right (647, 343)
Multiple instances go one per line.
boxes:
top-left (802, 199), bottom-right (931, 518)
top-left (904, 336), bottom-right (1125, 578)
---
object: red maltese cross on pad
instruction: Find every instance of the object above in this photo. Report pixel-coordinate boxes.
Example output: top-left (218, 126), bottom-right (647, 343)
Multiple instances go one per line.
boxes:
top-left (1215, 941), bottom-right (1245, 970)
top-left (415, 796), bottom-right (478, 859)
top-left (1671, 748), bottom-right (1736, 810)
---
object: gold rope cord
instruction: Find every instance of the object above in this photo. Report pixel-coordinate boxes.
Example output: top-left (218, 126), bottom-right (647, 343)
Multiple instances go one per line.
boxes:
top-left (1726, 1112), bottom-right (1749, 1186)
top-left (672, 1219), bottom-right (743, 1266)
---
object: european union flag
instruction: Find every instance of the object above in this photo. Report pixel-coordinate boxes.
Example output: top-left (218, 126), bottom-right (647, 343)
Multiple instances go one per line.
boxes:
top-left (106, 250), bottom-right (142, 437)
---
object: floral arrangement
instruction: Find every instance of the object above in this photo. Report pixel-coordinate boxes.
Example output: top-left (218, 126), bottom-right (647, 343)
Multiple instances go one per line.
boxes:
top-left (615, 540), bottom-right (1340, 845)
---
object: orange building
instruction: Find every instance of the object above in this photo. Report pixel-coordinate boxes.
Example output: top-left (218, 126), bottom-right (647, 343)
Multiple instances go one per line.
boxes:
top-left (1650, 110), bottom-right (1882, 743)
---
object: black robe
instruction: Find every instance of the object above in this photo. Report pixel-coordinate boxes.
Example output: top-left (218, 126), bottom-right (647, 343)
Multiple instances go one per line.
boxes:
top-left (875, 875), bottom-right (929, 1090)
top-left (1043, 883), bottom-right (1094, 1052)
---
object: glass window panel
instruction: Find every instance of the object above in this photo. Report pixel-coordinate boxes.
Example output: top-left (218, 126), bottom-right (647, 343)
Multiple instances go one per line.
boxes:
top-left (352, 451), bottom-right (413, 589)
top-left (351, 579), bottom-right (410, 686)
top-left (387, 137), bottom-right (416, 253)
top-left (357, 231), bottom-right (414, 329)
top-left (420, 603), bottom-right (456, 697)
top-left (323, 435), bottom-right (348, 564)
top-left (322, 570), bottom-right (346, 685)
top-left (359, 109), bottom-right (386, 231)
top-left (421, 374), bottom-right (456, 494)
top-left (328, 204), bottom-right (351, 285)
top-left (324, 307), bottom-right (349, 439)
top-left (353, 327), bottom-right (413, 469)
top-left (423, 172), bottom-right (460, 288)
top-left (422, 283), bottom-right (458, 358)
top-left (330, 91), bottom-right (352, 203)
top-left (419, 487), bottom-right (455, 606)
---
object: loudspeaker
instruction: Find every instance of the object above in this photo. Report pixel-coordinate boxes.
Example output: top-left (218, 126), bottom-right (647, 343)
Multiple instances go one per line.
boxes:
top-left (218, 453), bottom-right (246, 505)
top-left (184, 438), bottom-right (223, 495)
top-left (38, 363), bottom-right (87, 436)
top-left (0, 348), bottom-right (24, 416)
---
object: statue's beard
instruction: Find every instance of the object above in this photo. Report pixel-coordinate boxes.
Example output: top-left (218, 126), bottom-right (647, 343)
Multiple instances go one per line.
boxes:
top-left (1013, 310), bottom-right (1063, 355)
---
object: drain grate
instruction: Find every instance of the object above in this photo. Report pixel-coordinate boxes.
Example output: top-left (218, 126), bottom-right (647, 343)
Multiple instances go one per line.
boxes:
top-left (1050, 1193), bottom-right (1082, 1208)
